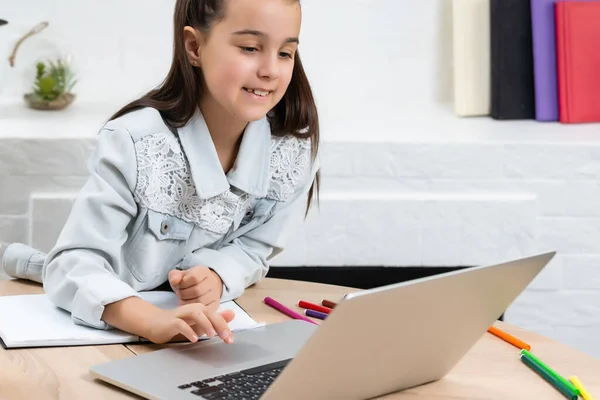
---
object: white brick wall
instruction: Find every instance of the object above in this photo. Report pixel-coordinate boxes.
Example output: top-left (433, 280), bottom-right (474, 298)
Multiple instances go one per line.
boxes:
top-left (275, 192), bottom-right (537, 267)
top-left (2, 130), bottom-right (600, 358)
top-left (2, 0), bottom-right (600, 360)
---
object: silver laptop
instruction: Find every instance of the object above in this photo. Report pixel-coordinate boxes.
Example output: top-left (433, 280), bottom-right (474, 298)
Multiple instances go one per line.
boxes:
top-left (90, 252), bottom-right (555, 400)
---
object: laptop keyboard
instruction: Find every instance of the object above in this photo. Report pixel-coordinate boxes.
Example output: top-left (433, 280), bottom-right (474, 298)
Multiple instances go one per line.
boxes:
top-left (177, 358), bottom-right (291, 399)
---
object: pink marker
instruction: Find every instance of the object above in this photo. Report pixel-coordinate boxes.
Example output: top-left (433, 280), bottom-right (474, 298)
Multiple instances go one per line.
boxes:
top-left (263, 297), bottom-right (318, 325)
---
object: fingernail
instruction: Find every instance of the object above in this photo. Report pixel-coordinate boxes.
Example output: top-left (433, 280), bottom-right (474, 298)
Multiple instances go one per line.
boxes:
top-left (221, 330), bottom-right (230, 340)
top-left (209, 329), bottom-right (217, 337)
top-left (192, 335), bottom-right (198, 342)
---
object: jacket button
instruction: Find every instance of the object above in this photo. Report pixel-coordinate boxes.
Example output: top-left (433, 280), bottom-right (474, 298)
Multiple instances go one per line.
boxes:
top-left (160, 221), bottom-right (170, 234)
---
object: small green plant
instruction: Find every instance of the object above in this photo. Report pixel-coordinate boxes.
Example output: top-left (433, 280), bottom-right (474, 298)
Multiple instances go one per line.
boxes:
top-left (31, 59), bottom-right (77, 102)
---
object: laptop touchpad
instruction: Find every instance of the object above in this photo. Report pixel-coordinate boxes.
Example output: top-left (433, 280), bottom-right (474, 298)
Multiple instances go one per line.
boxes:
top-left (183, 339), bottom-right (273, 368)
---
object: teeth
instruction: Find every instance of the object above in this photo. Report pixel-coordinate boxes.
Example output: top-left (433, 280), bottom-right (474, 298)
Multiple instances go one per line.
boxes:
top-left (245, 88), bottom-right (269, 97)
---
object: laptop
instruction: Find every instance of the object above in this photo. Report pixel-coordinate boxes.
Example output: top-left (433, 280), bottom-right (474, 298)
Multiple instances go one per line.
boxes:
top-left (90, 251), bottom-right (555, 400)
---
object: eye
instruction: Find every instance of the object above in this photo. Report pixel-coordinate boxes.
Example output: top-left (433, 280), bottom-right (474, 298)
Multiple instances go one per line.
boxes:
top-left (240, 46), bottom-right (258, 53)
top-left (279, 52), bottom-right (294, 59)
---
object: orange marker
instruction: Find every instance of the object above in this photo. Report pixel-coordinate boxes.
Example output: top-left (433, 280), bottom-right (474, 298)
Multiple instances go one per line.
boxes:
top-left (487, 325), bottom-right (531, 351)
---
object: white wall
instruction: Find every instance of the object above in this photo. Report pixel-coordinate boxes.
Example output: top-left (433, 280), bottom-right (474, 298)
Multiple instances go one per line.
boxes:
top-left (0, 0), bottom-right (455, 135)
top-left (2, 0), bottom-right (600, 360)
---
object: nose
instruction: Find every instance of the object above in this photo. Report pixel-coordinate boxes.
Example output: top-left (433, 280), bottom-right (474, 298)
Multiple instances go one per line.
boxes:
top-left (257, 53), bottom-right (279, 81)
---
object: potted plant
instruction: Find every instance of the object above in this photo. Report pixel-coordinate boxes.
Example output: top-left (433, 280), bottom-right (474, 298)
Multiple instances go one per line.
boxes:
top-left (24, 57), bottom-right (77, 110)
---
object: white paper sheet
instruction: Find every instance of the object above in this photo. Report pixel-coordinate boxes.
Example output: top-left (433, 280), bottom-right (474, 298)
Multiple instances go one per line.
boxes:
top-left (0, 291), bottom-right (261, 348)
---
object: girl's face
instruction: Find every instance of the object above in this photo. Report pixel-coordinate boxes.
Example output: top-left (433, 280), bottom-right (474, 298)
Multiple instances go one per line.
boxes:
top-left (190, 0), bottom-right (301, 123)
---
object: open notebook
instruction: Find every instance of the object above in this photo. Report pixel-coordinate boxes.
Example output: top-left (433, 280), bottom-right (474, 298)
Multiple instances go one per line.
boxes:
top-left (0, 291), bottom-right (263, 349)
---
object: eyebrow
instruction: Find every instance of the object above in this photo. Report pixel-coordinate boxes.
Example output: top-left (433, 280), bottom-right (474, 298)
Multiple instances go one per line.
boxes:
top-left (232, 29), bottom-right (299, 44)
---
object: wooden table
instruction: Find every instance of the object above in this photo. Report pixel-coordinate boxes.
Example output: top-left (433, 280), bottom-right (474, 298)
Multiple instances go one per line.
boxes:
top-left (1, 278), bottom-right (599, 399)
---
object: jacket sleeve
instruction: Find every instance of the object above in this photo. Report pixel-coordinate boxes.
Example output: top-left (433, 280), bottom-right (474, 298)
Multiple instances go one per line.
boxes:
top-left (42, 126), bottom-right (141, 329)
top-left (175, 158), bottom-right (320, 302)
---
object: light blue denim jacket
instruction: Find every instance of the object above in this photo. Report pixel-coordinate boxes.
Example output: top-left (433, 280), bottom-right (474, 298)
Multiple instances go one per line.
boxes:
top-left (2, 107), bottom-right (317, 329)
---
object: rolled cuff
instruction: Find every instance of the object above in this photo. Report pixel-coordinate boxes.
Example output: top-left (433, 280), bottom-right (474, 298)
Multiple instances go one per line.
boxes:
top-left (68, 275), bottom-right (140, 330)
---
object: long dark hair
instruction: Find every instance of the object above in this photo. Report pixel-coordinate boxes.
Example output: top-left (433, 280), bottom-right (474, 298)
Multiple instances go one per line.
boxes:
top-left (109, 0), bottom-right (319, 214)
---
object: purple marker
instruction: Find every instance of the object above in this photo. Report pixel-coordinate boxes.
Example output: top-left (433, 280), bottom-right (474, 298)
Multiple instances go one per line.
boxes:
top-left (304, 309), bottom-right (327, 320)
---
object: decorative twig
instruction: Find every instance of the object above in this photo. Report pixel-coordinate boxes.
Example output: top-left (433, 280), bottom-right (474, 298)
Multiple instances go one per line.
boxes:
top-left (8, 21), bottom-right (49, 67)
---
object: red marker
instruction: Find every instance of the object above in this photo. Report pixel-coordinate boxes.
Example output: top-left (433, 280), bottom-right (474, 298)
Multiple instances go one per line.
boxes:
top-left (297, 300), bottom-right (332, 314)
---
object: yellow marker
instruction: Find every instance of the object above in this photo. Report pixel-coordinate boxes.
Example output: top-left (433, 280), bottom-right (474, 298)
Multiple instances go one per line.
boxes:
top-left (570, 376), bottom-right (594, 400)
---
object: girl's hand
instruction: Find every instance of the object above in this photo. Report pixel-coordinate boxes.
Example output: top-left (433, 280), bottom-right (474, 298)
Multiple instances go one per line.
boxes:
top-left (168, 266), bottom-right (223, 310)
top-left (144, 302), bottom-right (235, 344)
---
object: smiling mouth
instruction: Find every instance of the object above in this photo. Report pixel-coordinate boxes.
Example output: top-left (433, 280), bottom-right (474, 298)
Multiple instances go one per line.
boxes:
top-left (243, 88), bottom-right (272, 97)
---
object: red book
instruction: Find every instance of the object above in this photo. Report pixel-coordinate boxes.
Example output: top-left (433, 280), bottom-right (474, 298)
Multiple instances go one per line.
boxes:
top-left (555, 1), bottom-right (600, 123)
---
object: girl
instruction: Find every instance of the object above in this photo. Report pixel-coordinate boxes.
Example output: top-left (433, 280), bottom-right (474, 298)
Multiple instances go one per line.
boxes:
top-left (2, 0), bottom-right (320, 345)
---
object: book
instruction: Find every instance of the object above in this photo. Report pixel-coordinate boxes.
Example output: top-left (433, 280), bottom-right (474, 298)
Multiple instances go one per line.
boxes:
top-left (530, 0), bottom-right (560, 121)
top-left (452, 0), bottom-right (491, 117)
top-left (490, 0), bottom-right (536, 119)
top-left (555, 0), bottom-right (600, 123)
top-left (0, 291), bottom-right (263, 348)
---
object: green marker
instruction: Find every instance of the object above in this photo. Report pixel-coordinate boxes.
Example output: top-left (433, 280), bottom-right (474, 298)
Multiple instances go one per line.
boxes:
top-left (521, 349), bottom-right (580, 396)
top-left (521, 355), bottom-right (578, 400)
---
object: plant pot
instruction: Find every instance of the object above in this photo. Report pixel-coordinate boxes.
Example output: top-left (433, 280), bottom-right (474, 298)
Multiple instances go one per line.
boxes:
top-left (24, 92), bottom-right (75, 110)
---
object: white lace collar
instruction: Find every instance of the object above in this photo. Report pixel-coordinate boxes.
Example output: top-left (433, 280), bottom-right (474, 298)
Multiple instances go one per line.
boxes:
top-left (177, 108), bottom-right (271, 199)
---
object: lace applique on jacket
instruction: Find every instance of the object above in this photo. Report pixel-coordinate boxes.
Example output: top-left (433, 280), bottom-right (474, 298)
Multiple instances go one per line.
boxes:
top-left (133, 132), bottom-right (249, 235)
top-left (267, 135), bottom-right (312, 202)
top-left (133, 132), bottom-right (311, 234)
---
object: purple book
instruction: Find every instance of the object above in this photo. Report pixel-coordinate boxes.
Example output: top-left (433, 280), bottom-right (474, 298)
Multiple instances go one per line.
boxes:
top-left (530, 0), bottom-right (559, 121)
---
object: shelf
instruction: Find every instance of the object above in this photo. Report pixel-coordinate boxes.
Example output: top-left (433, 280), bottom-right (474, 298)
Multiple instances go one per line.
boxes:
top-left (1, 100), bottom-right (599, 145)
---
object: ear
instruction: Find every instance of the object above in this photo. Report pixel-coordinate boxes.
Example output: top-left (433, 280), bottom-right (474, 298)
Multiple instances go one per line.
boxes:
top-left (183, 26), bottom-right (203, 67)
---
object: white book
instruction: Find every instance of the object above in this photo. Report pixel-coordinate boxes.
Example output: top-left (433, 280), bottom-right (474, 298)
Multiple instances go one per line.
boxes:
top-left (452, 0), bottom-right (491, 116)
top-left (0, 291), bottom-right (263, 348)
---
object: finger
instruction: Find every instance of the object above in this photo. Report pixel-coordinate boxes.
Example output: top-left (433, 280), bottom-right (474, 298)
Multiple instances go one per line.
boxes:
top-left (178, 285), bottom-right (202, 301)
top-left (169, 333), bottom-right (189, 342)
top-left (188, 311), bottom-right (218, 338)
top-left (176, 304), bottom-right (216, 337)
top-left (205, 310), bottom-right (233, 344)
top-left (179, 269), bottom-right (209, 290)
top-left (174, 319), bottom-right (199, 343)
top-left (179, 297), bottom-right (205, 306)
top-left (168, 269), bottom-right (182, 285)
top-left (219, 309), bottom-right (236, 323)
top-left (178, 297), bottom-right (191, 306)
top-left (204, 299), bottom-right (219, 312)
top-left (198, 290), bottom-right (218, 307)
top-left (168, 270), bottom-right (183, 288)
top-left (180, 292), bottom-right (218, 308)
top-left (177, 305), bottom-right (218, 338)
top-left (179, 281), bottom-right (213, 300)
top-left (174, 303), bottom-right (205, 319)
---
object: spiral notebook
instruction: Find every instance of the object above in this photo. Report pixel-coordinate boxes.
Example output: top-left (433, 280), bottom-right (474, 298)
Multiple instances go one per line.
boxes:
top-left (0, 291), bottom-right (262, 349)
